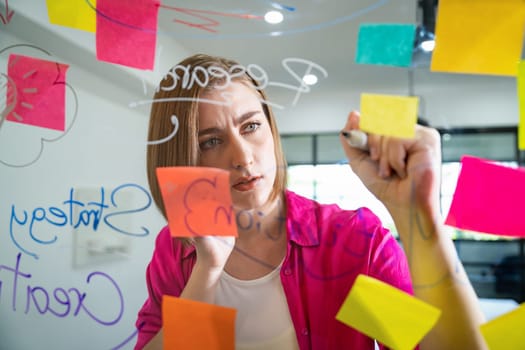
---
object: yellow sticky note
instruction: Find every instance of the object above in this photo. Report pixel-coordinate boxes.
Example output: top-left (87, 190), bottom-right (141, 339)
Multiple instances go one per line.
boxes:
top-left (336, 274), bottom-right (441, 350)
top-left (46, 0), bottom-right (97, 32)
top-left (360, 93), bottom-right (418, 138)
top-left (431, 0), bottom-right (525, 76)
top-left (480, 303), bottom-right (525, 350)
top-left (518, 61), bottom-right (525, 150)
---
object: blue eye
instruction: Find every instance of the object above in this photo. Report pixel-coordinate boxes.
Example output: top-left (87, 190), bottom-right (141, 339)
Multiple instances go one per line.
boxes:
top-left (200, 137), bottom-right (222, 150)
top-left (244, 122), bottom-right (260, 133)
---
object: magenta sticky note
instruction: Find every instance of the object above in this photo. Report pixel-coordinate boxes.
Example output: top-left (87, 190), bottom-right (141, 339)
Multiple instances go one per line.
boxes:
top-left (445, 155), bottom-right (525, 237)
top-left (96, 0), bottom-right (160, 70)
top-left (6, 54), bottom-right (69, 131)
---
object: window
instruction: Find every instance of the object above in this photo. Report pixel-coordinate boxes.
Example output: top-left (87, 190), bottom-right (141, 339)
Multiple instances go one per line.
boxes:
top-left (281, 126), bottom-right (521, 240)
top-left (287, 164), bottom-right (396, 235)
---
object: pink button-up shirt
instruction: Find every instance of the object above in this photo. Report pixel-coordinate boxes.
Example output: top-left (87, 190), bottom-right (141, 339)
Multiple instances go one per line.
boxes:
top-left (135, 190), bottom-right (413, 349)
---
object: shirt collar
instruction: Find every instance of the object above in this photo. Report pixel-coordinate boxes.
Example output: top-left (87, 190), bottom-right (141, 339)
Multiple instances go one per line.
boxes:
top-left (285, 190), bottom-right (320, 247)
top-left (180, 241), bottom-right (196, 259)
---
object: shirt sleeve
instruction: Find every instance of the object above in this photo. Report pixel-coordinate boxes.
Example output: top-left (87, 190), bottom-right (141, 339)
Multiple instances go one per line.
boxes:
top-left (367, 212), bottom-right (413, 294)
top-left (365, 209), bottom-right (418, 350)
top-left (134, 227), bottom-right (186, 350)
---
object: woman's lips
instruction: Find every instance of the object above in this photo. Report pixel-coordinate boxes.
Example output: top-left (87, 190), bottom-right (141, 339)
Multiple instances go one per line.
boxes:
top-left (233, 176), bottom-right (261, 191)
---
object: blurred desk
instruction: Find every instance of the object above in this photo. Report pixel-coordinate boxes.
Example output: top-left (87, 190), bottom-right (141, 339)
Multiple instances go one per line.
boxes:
top-left (479, 298), bottom-right (520, 321)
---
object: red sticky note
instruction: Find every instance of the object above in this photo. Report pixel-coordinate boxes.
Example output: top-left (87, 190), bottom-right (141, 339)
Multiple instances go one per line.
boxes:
top-left (445, 156), bottom-right (525, 237)
top-left (96, 0), bottom-right (159, 70)
top-left (6, 54), bottom-right (69, 131)
top-left (162, 295), bottom-right (236, 350)
top-left (156, 167), bottom-right (238, 237)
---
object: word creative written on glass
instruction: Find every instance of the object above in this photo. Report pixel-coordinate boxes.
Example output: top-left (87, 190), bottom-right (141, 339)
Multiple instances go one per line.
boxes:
top-left (156, 166), bottom-right (238, 237)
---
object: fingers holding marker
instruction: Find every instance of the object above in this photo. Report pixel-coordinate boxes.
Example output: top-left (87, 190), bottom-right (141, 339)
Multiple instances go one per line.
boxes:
top-left (341, 129), bottom-right (369, 151)
top-left (385, 140), bottom-right (407, 179)
top-left (340, 110), bottom-right (411, 179)
top-left (341, 110), bottom-right (370, 151)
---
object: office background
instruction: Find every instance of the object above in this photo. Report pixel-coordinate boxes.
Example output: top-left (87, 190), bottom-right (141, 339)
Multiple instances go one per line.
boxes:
top-left (0, 0), bottom-right (523, 349)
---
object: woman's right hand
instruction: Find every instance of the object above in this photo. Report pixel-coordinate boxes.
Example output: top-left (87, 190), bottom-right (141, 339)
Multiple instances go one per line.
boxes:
top-left (179, 235), bottom-right (236, 303)
top-left (190, 235), bottom-right (236, 271)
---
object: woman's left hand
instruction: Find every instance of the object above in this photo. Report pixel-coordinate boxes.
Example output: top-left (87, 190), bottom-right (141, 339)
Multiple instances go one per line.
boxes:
top-left (340, 110), bottom-right (442, 217)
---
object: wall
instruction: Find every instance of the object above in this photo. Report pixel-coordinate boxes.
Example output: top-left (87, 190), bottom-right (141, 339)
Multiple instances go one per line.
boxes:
top-left (0, 2), bottom-right (190, 349)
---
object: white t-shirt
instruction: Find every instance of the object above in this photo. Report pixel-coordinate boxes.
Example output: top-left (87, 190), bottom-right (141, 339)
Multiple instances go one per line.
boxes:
top-left (215, 264), bottom-right (300, 350)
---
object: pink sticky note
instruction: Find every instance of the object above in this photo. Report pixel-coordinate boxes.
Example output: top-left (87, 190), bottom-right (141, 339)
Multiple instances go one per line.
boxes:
top-left (6, 54), bottom-right (69, 131)
top-left (445, 156), bottom-right (525, 237)
top-left (96, 0), bottom-right (159, 70)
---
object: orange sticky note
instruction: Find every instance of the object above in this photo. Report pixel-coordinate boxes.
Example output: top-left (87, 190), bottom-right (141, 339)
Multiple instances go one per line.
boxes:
top-left (360, 93), bottom-right (418, 138)
top-left (162, 295), bottom-right (236, 350)
top-left (336, 274), bottom-right (441, 350)
top-left (46, 0), bottom-right (97, 32)
top-left (518, 60), bottom-right (525, 150)
top-left (156, 167), bottom-right (237, 237)
top-left (431, 0), bottom-right (525, 76)
top-left (480, 303), bottom-right (525, 350)
top-left (445, 156), bottom-right (525, 237)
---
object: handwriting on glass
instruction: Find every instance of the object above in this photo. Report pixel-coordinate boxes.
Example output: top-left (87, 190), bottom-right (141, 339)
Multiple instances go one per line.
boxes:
top-left (0, 253), bottom-right (123, 325)
top-left (130, 57), bottom-right (328, 110)
top-left (0, 0), bottom-right (14, 25)
top-left (9, 183), bottom-right (152, 259)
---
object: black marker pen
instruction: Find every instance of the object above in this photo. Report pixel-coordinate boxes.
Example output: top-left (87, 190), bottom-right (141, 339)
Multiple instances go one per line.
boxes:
top-left (341, 129), bottom-right (369, 151)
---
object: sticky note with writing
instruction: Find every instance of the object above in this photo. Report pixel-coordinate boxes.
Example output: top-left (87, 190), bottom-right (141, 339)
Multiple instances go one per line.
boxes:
top-left (162, 295), bottom-right (236, 350)
top-left (6, 54), bottom-right (69, 131)
top-left (360, 93), bottom-right (418, 138)
top-left (336, 274), bottom-right (441, 350)
top-left (480, 303), bottom-right (525, 350)
top-left (355, 23), bottom-right (416, 67)
top-left (444, 155), bottom-right (525, 237)
top-left (46, 0), bottom-right (96, 32)
top-left (518, 60), bottom-right (525, 150)
top-left (156, 166), bottom-right (238, 237)
top-left (96, 0), bottom-right (159, 70)
top-left (431, 0), bottom-right (525, 76)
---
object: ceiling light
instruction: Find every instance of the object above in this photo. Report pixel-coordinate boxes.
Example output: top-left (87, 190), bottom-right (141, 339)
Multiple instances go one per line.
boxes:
top-left (420, 39), bottom-right (435, 52)
top-left (302, 74), bottom-right (318, 86)
top-left (264, 10), bottom-right (283, 24)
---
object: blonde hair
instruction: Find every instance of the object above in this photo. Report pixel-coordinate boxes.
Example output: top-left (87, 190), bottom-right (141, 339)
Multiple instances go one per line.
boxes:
top-left (147, 54), bottom-right (287, 220)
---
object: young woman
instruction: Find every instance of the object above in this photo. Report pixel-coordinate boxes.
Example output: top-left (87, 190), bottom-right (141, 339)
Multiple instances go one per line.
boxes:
top-left (135, 54), bottom-right (487, 349)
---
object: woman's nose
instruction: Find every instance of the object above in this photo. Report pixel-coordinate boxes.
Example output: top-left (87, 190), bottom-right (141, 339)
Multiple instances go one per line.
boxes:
top-left (230, 137), bottom-right (253, 170)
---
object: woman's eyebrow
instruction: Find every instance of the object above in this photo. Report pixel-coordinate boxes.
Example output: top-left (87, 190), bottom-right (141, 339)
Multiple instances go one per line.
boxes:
top-left (198, 126), bottom-right (221, 138)
top-left (233, 110), bottom-right (262, 126)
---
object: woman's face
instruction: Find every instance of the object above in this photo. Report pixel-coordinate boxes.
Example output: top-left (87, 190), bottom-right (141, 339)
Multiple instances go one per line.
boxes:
top-left (197, 81), bottom-right (277, 210)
